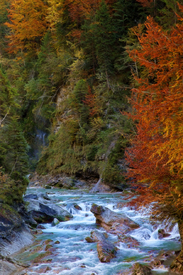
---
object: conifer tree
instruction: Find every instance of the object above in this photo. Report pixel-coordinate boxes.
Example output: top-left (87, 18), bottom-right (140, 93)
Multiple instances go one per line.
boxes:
top-left (0, 67), bottom-right (29, 204)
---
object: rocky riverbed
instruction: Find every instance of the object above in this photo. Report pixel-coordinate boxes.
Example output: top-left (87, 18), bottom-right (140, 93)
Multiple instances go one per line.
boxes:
top-left (0, 177), bottom-right (181, 275)
top-left (3, 190), bottom-right (181, 274)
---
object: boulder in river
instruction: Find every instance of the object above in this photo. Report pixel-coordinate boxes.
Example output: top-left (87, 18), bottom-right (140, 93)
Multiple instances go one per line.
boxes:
top-left (158, 229), bottom-right (171, 239)
top-left (131, 263), bottom-right (152, 275)
top-left (86, 230), bottom-right (117, 262)
top-left (24, 194), bottom-right (73, 224)
top-left (120, 263), bottom-right (153, 275)
top-left (90, 204), bottom-right (139, 233)
top-left (97, 240), bottom-right (117, 263)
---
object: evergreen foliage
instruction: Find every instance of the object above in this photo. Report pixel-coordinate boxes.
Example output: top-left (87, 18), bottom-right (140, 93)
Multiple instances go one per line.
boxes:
top-left (0, 0), bottom-right (182, 200)
top-left (0, 67), bottom-right (29, 205)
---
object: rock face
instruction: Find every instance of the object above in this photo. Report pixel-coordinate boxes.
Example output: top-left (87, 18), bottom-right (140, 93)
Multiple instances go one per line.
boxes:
top-left (0, 203), bottom-right (33, 257)
top-left (28, 173), bottom-right (89, 189)
top-left (24, 194), bottom-right (73, 224)
top-left (90, 204), bottom-right (139, 233)
top-left (0, 255), bottom-right (28, 275)
top-left (85, 230), bottom-right (117, 262)
top-left (131, 263), bottom-right (152, 275)
top-left (0, 259), bottom-right (17, 275)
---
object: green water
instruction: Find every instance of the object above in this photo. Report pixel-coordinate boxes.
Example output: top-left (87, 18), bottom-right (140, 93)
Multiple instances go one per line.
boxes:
top-left (15, 188), bottom-right (181, 275)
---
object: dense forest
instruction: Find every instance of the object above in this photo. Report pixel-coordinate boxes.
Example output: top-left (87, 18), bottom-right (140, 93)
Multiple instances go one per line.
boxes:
top-left (1, 0), bottom-right (183, 269)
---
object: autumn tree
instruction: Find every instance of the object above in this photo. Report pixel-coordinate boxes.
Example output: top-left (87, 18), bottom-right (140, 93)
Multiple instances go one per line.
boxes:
top-left (5, 0), bottom-right (48, 54)
top-left (0, 0), bottom-right (9, 54)
top-left (136, 0), bottom-right (154, 7)
top-left (126, 5), bottom-right (183, 272)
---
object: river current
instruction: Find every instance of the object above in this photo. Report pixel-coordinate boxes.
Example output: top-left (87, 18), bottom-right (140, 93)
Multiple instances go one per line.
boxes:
top-left (16, 188), bottom-right (181, 275)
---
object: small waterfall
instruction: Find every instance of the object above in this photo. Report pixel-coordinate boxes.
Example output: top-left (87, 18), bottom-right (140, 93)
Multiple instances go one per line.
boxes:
top-left (28, 129), bottom-right (49, 165)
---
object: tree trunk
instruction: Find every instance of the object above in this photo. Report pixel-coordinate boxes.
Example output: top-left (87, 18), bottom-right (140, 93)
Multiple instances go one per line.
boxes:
top-left (169, 219), bottom-right (183, 273)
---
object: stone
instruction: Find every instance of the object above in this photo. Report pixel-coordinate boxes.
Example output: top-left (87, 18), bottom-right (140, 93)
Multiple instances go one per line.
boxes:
top-left (86, 230), bottom-right (117, 263)
top-left (51, 218), bottom-right (60, 226)
top-left (54, 240), bottom-right (60, 244)
top-left (90, 204), bottom-right (139, 233)
top-left (131, 263), bottom-right (152, 275)
top-left (158, 229), bottom-right (171, 239)
top-left (85, 237), bottom-right (95, 243)
top-left (37, 225), bottom-right (46, 229)
top-left (73, 203), bottom-right (82, 210)
top-left (0, 260), bottom-right (18, 275)
top-left (97, 240), bottom-right (117, 263)
top-left (45, 185), bottom-right (52, 189)
top-left (38, 193), bottom-right (51, 200)
top-left (23, 194), bottom-right (38, 200)
top-left (0, 204), bottom-right (33, 257)
top-left (26, 199), bottom-right (73, 223)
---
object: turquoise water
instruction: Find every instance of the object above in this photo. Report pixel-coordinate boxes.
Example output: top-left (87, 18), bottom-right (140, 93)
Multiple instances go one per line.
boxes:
top-left (17, 188), bottom-right (181, 274)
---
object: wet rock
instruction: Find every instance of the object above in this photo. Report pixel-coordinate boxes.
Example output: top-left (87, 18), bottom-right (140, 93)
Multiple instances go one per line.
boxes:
top-left (25, 199), bottom-right (73, 223)
top-left (85, 230), bottom-right (108, 243)
top-left (17, 203), bottom-right (38, 228)
top-left (90, 178), bottom-right (112, 193)
top-left (85, 236), bottom-right (95, 243)
top-left (54, 240), bottom-right (60, 244)
top-left (0, 259), bottom-right (19, 275)
top-left (91, 230), bottom-right (108, 242)
top-left (131, 263), bottom-right (152, 275)
top-left (158, 229), bottom-right (171, 239)
top-left (97, 241), bottom-right (117, 263)
top-left (90, 204), bottom-right (139, 233)
top-left (24, 192), bottom-right (51, 203)
top-left (86, 230), bottom-right (117, 263)
top-left (0, 203), bottom-right (33, 257)
top-left (65, 203), bottom-right (82, 213)
top-left (24, 194), bottom-right (38, 200)
top-left (118, 235), bottom-right (140, 248)
top-left (73, 203), bottom-right (82, 210)
top-left (51, 218), bottom-right (60, 226)
top-left (38, 193), bottom-right (51, 200)
top-left (45, 185), bottom-right (52, 189)
top-left (37, 225), bottom-right (46, 229)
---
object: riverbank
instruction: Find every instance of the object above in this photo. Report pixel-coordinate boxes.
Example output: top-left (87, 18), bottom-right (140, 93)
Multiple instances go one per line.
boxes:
top-left (0, 173), bottom-right (181, 275)
top-left (0, 203), bottom-right (33, 275)
top-left (12, 187), bottom-right (181, 275)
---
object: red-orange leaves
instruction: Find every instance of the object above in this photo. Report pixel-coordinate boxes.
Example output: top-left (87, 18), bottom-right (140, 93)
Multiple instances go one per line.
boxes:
top-left (126, 11), bottom-right (183, 214)
top-left (5, 0), bottom-right (48, 54)
top-left (84, 86), bottom-right (98, 117)
top-left (136, 0), bottom-right (154, 7)
top-left (64, 0), bottom-right (116, 23)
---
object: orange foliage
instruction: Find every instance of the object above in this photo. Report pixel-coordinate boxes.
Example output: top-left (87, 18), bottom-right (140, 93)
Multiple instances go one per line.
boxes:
top-left (83, 86), bottom-right (98, 117)
top-left (64, 0), bottom-right (116, 23)
top-left (126, 8), bottom-right (183, 216)
top-left (5, 0), bottom-right (48, 54)
top-left (136, 0), bottom-right (154, 7)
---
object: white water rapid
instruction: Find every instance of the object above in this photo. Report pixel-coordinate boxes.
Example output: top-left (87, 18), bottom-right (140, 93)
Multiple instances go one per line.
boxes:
top-left (17, 188), bottom-right (181, 275)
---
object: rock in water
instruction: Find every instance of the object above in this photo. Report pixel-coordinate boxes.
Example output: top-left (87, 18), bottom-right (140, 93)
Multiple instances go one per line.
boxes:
top-left (158, 229), bottom-right (171, 239)
top-left (131, 263), bottom-right (152, 275)
top-left (24, 194), bottom-right (73, 224)
top-left (85, 230), bottom-right (117, 262)
top-left (97, 240), bottom-right (117, 263)
top-left (90, 204), bottom-right (139, 233)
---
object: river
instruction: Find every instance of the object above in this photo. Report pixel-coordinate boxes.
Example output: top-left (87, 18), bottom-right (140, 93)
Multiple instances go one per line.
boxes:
top-left (15, 188), bottom-right (181, 275)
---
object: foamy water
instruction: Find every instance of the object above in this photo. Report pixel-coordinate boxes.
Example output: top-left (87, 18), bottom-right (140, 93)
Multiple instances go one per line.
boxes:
top-left (16, 188), bottom-right (181, 275)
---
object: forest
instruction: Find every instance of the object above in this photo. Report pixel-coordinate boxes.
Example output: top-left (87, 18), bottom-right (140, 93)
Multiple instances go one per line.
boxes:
top-left (1, 0), bottom-right (183, 271)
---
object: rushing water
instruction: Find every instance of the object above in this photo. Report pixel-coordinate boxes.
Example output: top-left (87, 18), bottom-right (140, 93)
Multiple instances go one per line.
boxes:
top-left (16, 188), bottom-right (181, 275)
